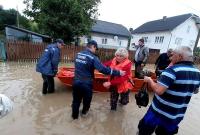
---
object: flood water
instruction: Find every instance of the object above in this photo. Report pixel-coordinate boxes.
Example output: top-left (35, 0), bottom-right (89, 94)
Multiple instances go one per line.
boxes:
top-left (0, 62), bottom-right (200, 135)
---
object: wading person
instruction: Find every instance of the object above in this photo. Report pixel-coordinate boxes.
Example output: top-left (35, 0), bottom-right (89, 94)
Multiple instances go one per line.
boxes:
top-left (103, 48), bottom-right (133, 111)
top-left (72, 40), bottom-right (125, 119)
top-left (132, 38), bottom-right (149, 78)
top-left (137, 46), bottom-right (200, 135)
top-left (36, 39), bottom-right (65, 94)
top-left (155, 49), bottom-right (173, 77)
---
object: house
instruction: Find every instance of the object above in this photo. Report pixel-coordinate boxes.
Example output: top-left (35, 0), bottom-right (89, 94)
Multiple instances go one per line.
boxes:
top-left (130, 13), bottom-right (200, 53)
top-left (5, 25), bottom-right (51, 43)
top-left (80, 20), bottom-right (131, 49)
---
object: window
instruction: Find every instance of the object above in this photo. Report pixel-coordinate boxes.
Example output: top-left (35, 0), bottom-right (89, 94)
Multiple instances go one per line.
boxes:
top-left (159, 36), bottom-right (164, 43)
top-left (187, 26), bottom-right (191, 33)
top-left (155, 37), bottom-right (159, 43)
top-left (102, 38), bottom-right (107, 44)
top-left (175, 38), bottom-right (182, 45)
top-left (142, 37), bottom-right (148, 43)
top-left (155, 36), bottom-right (164, 44)
top-left (189, 40), bottom-right (195, 47)
top-left (119, 40), bottom-right (122, 45)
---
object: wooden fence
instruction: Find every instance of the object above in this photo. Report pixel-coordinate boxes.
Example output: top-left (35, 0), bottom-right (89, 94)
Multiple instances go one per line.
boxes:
top-left (5, 40), bottom-right (160, 63)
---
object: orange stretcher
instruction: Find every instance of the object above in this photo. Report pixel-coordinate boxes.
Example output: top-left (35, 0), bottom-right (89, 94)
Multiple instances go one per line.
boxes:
top-left (56, 67), bottom-right (156, 92)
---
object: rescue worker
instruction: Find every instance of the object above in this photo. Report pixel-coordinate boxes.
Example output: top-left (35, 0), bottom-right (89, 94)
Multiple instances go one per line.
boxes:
top-left (103, 48), bottom-right (133, 110)
top-left (36, 39), bottom-right (65, 94)
top-left (71, 40), bottom-right (125, 119)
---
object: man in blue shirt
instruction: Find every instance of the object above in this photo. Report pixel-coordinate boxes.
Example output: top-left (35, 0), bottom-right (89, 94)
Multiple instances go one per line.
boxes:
top-left (137, 46), bottom-right (200, 135)
top-left (36, 39), bottom-right (65, 94)
top-left (71, 40), bottom-right (125, 119)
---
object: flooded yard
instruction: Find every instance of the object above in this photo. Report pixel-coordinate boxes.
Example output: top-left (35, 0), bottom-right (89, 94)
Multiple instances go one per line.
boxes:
top-left (0, 62), bottom-right (200, 135)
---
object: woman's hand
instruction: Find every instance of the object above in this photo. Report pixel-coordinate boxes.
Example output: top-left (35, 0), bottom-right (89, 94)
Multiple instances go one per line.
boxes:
top-left (103, 82), bottom-right (111, 89)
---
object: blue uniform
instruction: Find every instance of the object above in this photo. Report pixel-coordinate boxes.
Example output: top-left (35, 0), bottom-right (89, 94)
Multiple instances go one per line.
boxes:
top-left (36, 43), bottom-right (61, 94)
top-left (138, 61), bottom-right (200, 135)
top-left (72, 49), bottom-right (121, 119)
top-left (36, 44), bottom-right (61, 76)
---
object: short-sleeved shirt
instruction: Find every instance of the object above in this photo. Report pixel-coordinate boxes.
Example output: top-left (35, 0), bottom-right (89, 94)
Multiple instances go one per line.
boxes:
top-left (151, 61), bottom-right (200, 122)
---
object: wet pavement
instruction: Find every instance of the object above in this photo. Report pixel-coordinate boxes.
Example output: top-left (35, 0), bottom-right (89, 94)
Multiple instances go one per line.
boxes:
top-left (0, 62), bottom-right (200, 135)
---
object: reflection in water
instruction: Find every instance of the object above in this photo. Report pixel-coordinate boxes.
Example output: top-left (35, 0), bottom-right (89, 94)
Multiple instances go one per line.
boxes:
top-left (0, 62), bottom-right (200, 135)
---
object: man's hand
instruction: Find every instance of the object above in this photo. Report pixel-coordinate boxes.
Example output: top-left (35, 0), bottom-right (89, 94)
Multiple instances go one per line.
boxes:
top-left (120, 70), bottom-right (126, 76)
top-left (144, 76), bottom-right (152, 83)
top-left (103, 82), bottom-right (111, 89)
top-left (141, 63), bottom-right (145, 67)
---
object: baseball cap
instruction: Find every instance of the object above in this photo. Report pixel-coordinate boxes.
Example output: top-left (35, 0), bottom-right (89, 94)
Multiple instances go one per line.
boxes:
top-left (87, 40), bottom-right (98, 50)
top-left (55, 39), bottom-right (66, 46)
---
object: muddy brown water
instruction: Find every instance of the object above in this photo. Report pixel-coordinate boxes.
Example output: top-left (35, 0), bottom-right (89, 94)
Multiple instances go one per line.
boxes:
top-left (0, 62), bottom-right (200, 135)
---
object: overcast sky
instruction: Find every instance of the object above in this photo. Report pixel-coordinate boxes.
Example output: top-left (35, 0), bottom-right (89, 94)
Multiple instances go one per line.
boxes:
top-left (1, 0), bottom-right (200, 29)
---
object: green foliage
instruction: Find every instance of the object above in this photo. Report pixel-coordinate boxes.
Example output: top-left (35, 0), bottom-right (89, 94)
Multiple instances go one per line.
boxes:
top-left (23, 0), bottom-right (101, 42)
top-left (0, 8), bottom-right (38, 33)
top-left (0, 9), bottom-right (17, 30)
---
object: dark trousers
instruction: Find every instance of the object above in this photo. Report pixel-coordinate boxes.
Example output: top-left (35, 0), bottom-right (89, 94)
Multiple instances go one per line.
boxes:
top-left (72, 80), bottom-right (93, 119)
top-left (41, 74), bottom-right (55, 94)
top-left (110, 87), bottom-right (130, 110)
top-left (134, 60), bottom-right (143, 78)
top-left (138, 108), bottom-right (179, 135)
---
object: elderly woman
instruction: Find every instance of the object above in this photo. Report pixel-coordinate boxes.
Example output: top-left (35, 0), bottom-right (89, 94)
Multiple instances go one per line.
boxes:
top-left (103, 48), bottom-right (133, 110)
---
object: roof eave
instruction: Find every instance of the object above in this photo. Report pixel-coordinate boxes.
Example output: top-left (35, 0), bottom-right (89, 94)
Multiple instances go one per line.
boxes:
top-left (91, 31), bottom-right (130, 38)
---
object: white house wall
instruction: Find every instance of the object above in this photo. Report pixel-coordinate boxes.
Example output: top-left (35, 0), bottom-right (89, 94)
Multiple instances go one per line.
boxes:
top-left (80, 33), bottom-right (129, 49)
top-left (130, 32), bottom-right (171, 53)
top-left (170, 18), bottom-right (199, 50)
top-left (131, 18), bottom-right (199, 53)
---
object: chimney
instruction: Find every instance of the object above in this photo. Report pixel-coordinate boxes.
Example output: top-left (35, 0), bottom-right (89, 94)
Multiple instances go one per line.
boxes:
top-left (163, 16), bottom-right (167, 21)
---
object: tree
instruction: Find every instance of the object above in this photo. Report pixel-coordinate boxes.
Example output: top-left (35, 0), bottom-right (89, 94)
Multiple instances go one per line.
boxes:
top-left (23, 0), bottom-right (101, 43)
top-left (0, 9), bottom-right (17, 31)
top-left (0, 8), bottom-right (33, 31)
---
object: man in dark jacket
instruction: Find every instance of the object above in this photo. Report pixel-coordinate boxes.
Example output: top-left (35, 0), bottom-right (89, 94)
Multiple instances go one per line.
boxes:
top-left (72, 40), bottom-right (125, 119)
top-left (36, 39), bottom-right (65, 94)
top-left (155, 49), bottom-right (173, 77)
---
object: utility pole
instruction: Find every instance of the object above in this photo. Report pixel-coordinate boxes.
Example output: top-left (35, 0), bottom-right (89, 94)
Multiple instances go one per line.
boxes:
top-left (16, 6), bottom-right (19, 27)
